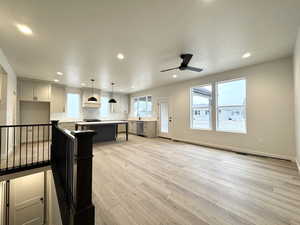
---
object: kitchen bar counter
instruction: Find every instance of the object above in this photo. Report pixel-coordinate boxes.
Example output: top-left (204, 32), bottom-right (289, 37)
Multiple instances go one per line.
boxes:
top-left (75, 120), bottom-right (128, 142)
top-left (76, 120), bottom-right (128, 126)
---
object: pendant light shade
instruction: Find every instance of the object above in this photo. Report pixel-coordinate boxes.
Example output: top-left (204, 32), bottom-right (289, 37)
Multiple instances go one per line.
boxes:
top-left (108, 98), bottom-right (117, 103)
top-left (108, 82), bottom-right (117, 104)
top-left (88, 96), bottom-right (97, 102)
top-left (88, 79), bottom-right (98, 102)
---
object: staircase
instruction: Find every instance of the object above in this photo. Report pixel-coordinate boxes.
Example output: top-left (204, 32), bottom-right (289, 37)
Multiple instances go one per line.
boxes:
top-left (0, 120), bottom-right (96, 225)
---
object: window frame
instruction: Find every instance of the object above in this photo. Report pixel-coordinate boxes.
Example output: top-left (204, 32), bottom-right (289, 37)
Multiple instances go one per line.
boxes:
top-left (190, 84), bottom-right (213, 131)
top-left (132, 95), bottom-right (152, 117)
top-left (66, 92), bottom-right (81, 119)
top-left (215, 78), bottom-right (247, 134)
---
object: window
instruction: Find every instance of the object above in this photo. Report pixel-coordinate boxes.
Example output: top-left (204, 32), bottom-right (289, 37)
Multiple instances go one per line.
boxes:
top-left (100, 96), bottom-right (109, 117)
top-left (132, 96), bottom-right (152, 117)
top-left (216, 79), bottom-right (246, 133)
top-left (190, 84), bottom-right (212, 129)
top-left (67, 93), bottom-right (80, 118)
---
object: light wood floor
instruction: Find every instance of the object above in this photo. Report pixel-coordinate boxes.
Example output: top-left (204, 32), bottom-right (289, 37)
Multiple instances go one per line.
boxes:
top-left (92, 135), bottom-right (300, 225)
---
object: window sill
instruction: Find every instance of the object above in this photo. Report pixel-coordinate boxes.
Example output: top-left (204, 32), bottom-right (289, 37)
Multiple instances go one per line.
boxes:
top-left (190, 128), bottom-right (212, 131)
top-left (216, 129), bottom-right (247, 134)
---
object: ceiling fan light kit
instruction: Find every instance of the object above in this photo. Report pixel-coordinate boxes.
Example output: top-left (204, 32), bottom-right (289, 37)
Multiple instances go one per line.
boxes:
top-left (161, 54), bottom-right (203, 73)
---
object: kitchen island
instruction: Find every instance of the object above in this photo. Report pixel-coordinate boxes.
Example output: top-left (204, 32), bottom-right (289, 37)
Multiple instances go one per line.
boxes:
top-left (75, 120), bottom-right (128, 142)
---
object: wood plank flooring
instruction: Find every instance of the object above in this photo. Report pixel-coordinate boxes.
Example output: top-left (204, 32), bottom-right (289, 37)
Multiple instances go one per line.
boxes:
top-left (92, 135), bottom-right (300, 225)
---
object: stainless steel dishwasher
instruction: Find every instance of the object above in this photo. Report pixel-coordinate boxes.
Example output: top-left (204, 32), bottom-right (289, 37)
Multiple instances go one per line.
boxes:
top-left (136, 121), bottom-right (144, 136)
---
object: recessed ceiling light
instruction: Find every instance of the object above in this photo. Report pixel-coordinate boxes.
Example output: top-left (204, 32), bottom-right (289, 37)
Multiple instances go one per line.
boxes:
top-left (242, 52), bottom-right (251, 59)
top-left (16, 24), bottom-right (33, 35)
top-left (57, 72), bottom-right (63, 75)
top-left (172, 74), bottom-right (178, 78)
top-left (54, 79), bottom-right (59, 82)
top-left (131, 86), bottom-right (135, 88)
top-left (81, 83), bottom-right (86, 86)
top-left (117, 53), bottom-right (124, 60)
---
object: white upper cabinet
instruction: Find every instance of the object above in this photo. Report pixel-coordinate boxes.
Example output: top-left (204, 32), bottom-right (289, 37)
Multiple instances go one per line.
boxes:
top-left (35, 82), bottom-right (51, 101)
top-left (19, 79), bottom-right (51, 102)
top-left (19, 80), bottom-right (34, 101)
top-left (51, 85), bottom-right (66, 113)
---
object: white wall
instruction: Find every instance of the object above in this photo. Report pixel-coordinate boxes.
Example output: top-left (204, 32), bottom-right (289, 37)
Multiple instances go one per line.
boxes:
top-left (294, 29), bottom-right (300, 167)
top-left (0, 49), bottom-right (17, 156)
top-left (131, 57), bottom-right (296, 160)
top-left (48, 171), bottom-right (62, 225)
top-left (0, 70), bottom-right (7, 125)
top-left (0, 182), bottom-right (4, 225)
top-left (0, 49), bottom-right (17, 125)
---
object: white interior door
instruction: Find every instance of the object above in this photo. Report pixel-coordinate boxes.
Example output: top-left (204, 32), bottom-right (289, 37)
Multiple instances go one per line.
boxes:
top-left (158, 100), bottom-right (170, 138)
top-left (0, 182), bottom-right (5, 225)
top-left (11, 172), bottom-right (45, 225)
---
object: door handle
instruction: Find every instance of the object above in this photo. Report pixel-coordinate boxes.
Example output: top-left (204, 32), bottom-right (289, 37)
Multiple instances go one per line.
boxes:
top-left (40, 197), bottom-right (44, 203)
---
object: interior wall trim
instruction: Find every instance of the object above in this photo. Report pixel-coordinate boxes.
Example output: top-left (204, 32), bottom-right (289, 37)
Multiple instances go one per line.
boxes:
top-left (0, 166), bottom-right (51, 182)
top-left (172, 137), bottom-right (294, 161)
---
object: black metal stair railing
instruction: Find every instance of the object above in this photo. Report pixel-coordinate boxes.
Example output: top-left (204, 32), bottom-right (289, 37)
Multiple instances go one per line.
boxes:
top-left (0, 121), bottom-right (96, 225)
top-left (0, 123), bottom-right (52, 175)
top-left (51, 120), bottom-right (95, 225)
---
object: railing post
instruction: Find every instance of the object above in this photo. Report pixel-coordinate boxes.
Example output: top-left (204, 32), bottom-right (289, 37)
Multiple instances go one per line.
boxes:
top-left (70, 130), bottom-right (95, 225)
top-left (51, 120), bottom-right (59, 162)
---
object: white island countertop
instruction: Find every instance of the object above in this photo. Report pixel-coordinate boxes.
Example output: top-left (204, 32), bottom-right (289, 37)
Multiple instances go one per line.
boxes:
top-left (75, 120), bottom-right (128, 126)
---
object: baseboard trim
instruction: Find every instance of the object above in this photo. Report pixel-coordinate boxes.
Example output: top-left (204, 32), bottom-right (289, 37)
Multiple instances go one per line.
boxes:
top-left (172, 137), bottom-right (293, 161)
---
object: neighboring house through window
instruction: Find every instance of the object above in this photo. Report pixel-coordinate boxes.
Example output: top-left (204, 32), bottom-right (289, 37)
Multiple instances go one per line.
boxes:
top-left (190, 78), bottom-right (246, 133)
top-left (216, 78), bottom-right (246, 133)
top-left (190, 84), bottom-right (212, 130)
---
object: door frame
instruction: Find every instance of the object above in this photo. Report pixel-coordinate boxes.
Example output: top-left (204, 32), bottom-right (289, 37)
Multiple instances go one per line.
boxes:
top-left (157, 98), bottom-right (171, 139)
top-left (10, 172), bottom-right (47, 225)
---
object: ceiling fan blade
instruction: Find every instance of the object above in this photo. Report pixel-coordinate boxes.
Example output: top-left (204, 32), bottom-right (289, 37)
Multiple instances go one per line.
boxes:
top-left (160, 67), bottom-right (179, 72)
top-left (180, 54), bottom-right (193, 67)
top-left (186, 66), bottom-right (203, 72)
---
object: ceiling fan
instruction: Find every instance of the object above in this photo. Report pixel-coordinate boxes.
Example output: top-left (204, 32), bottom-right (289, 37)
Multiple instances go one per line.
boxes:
top-left (160, 54), bottom-right (203, 73)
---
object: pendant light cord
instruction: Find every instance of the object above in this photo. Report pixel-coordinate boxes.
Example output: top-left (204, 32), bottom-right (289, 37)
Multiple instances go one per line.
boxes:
top-left (92, 79), bottom-right (95, 96)
top-left (112, 82), bottom-right (115, 97)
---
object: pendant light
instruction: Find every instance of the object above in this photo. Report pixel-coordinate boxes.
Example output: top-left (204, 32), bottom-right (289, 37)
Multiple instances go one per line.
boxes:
top-left (88, 79), bottom-right (98, 102)
top-left (108, 82), bottom-right (117, 103)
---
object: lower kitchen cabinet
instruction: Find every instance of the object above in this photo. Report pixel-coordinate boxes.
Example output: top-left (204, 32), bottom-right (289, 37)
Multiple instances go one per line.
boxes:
top-left (143, 121), bottom-right (157, 138)
top-left (128, 121), bottom-right (137, 134)
top-left (128, 120), bottom-right (157, 137)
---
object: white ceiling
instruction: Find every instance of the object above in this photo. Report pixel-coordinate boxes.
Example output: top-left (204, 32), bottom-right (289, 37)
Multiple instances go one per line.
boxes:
top-left (1, 0), bottom-right (300, 93)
